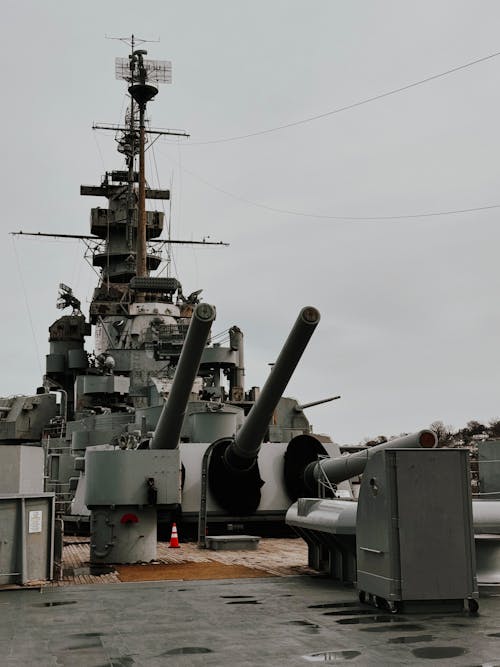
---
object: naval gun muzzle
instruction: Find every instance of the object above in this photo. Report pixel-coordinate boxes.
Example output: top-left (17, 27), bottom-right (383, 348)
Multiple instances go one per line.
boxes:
top-left (303, 429), bottom-right (437, 493)
top-left (150, 303), bottom-right (216, 450)
top-left (208, 306), bottom-right (321, 515)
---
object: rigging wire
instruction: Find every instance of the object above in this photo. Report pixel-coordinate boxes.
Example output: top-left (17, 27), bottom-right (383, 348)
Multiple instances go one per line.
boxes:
top-left (119, 92), bottom-right (128, 126)
top-left (70, 236), bottom-right (83, 290)
top-left (207, 327), bottom-right (230, 346)
top-left (10, 236), bottom-right (43, 376)
top-left (167, 171), bottom-right (174, 277)
top-left (156, 172), bottom-right (180, 279)
top-left (160, 48), bottom-right (500, 146)
top-left (155, 147), bottom-right (500, 221)
top-left (93, 49), bottom-right (500, 222)
top-left (213, 337), bottom-right (230, 347)
top-left (170, 180), bottom-right (180, 279)
top-left (149, 142), bottom-right (172, 276)
top-left (148, 132), bottom-right (179, 279)
top-left (169, 140), bottom-right (183, 280)
top-left (155, 174), bottom-right (175, 278)
top-left (176, 138), bottom-right (183, 235)
top-left (211, 328), bottom-right (230, 339)
top-left (92, 131), bottom-right (108, 171)
top-left (81, 240), bottom-right (105, 281)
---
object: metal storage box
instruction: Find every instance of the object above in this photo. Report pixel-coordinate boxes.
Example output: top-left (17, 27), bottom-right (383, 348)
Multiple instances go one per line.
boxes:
top-left (205, 535), bottom-right (260, 551)
top-left (0, 445), bottom-right (44, 494)
top-left (0, 493), bottom-right (55, 585)
top-left (356, 448), bottom-right (477, 611)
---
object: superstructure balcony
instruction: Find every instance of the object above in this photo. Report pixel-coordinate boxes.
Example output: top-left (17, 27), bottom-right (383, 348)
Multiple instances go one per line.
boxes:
top-left (90, 208), bottom-right (164, 240)
top-left (92, 248), bottom-right (162, 272)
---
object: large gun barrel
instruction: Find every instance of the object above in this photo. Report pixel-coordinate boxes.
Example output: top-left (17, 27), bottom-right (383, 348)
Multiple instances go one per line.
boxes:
top-left (150, 303), bottom-right (216, 450)
top-left (224, 306), bottom-right (321, 471)
top-left (303, 429), bottom-right (437, 491)
top-left (207, 306), bottom-right (320, 516)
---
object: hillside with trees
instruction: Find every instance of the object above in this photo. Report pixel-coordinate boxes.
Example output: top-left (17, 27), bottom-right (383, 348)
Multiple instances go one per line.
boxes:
top-left (361, 418), bottom-right (500, 448)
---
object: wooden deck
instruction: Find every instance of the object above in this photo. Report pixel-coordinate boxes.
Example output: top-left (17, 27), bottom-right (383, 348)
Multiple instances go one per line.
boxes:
top-left (50, 536), bottom-right (314, 587)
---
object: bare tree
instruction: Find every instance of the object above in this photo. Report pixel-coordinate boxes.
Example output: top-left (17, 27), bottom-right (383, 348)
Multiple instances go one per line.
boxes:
top-left (429, 420), bottom-right (454, 447)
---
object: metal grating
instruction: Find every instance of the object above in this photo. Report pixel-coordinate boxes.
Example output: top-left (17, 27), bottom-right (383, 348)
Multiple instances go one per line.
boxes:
top-left (129, 276), bottom-right (180, 292)
top-left (115, 57), bottom-right (172, 84)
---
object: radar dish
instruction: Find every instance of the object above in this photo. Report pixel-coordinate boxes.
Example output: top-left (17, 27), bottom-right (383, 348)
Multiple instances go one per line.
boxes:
top-left (56, 283), bottom-right (82, 314)
top-left (115, 57), bottom-right (172, 84)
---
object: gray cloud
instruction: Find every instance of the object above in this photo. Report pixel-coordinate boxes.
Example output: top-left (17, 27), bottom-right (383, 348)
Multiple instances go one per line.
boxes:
top-left (3, 0), bottom-right (500, 443)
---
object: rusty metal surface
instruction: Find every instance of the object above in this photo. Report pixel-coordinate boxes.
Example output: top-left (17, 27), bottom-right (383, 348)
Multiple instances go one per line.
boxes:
top-left (116, 561), bottom-right (273, 582)
top-left (41, 537), bottom-right (314, 588)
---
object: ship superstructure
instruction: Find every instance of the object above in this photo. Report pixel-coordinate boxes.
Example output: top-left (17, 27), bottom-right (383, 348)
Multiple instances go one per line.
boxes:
top-left (0, 42), bottom-right (345, 553)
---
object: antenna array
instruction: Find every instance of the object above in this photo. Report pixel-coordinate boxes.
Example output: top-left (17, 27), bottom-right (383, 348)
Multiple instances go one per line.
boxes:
top-left (115, 58), bottom-right (172, 84)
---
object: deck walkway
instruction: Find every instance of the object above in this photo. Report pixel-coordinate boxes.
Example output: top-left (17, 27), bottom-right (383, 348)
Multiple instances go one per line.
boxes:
top-left (53, 536), bottom-right (314, 587)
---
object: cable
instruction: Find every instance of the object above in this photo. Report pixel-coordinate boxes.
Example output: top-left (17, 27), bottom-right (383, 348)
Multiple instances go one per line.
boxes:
top-left (211, 328), bottom-right (230, 340)
top-left (11, 236), bottom-right (43, 376)
top-left (149, 138), bottom-right (172, 278)
top-left (157, 151), bottom-right (500, 221)
top-left (92, 131), bottom-right (108, 171)
top-left (163, 48), bottom-right (500, 146)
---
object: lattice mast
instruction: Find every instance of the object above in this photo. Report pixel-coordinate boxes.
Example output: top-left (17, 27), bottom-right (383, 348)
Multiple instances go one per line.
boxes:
top-left (115, 44), bottom-right (172, 278)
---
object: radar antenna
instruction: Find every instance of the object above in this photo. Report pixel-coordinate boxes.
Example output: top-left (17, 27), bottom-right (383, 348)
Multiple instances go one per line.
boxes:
top-left (114, 45), bottom-right (172, 280)
top-left (57, 283), bottom-right (82, 315)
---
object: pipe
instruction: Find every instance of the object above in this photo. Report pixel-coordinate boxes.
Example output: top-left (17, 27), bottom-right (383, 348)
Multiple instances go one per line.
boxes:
top-left (150, 303), bottom-right (216, 449)
top-left (303, 429), bottom-right (437, 490)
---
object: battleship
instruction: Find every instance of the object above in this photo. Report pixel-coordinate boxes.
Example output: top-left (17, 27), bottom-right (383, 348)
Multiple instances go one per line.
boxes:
top-left (2, 41), bottom-right (500, 666)
top-left (0, 41), bottom-right (352, 562)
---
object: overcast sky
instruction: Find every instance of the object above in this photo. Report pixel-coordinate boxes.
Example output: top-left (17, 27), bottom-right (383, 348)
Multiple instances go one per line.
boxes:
top-left (2, 1), bottom-right (500, 443)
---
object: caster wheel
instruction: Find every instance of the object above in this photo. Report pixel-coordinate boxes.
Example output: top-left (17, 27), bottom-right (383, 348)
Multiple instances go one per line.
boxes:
top-left (388, 601), bottom-right (399, 614)
top-left (468, 598), bottom-right (479, 614)
top-left (358, 591), bottom-right (366, 604)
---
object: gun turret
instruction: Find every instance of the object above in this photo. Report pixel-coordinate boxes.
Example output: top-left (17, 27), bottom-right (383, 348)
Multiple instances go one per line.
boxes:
top-left (303, 429), bottom-right (437, 492)
top-left (150, 303), bottom-right (216, 450)
top-left (208, 306), bottom-right (320, 515)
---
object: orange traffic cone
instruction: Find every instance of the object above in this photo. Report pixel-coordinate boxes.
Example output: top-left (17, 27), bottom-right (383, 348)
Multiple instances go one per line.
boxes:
top-left (168, 522), bottom-right (180, 548)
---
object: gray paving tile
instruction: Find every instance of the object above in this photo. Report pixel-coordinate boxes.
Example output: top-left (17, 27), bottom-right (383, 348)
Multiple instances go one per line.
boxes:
top-left (1, 578), bottom-right (498, 666)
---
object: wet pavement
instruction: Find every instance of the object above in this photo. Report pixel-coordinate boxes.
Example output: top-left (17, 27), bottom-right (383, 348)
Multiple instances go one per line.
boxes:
top-left (1, 578), bottom-right (500, 665)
